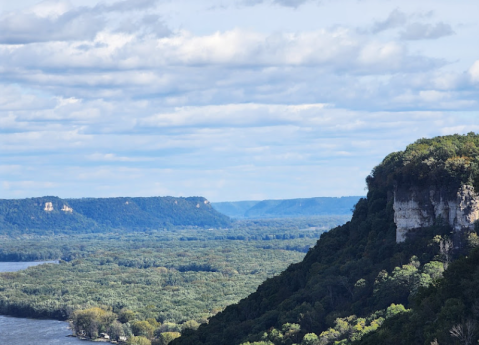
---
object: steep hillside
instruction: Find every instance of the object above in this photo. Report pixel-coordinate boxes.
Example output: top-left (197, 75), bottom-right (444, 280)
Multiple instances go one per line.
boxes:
top-left (0, 196), bottom-right (231, 234)
top-left (212, 197), bottom-right (363, 219)
top-left (173, 133), bottom-right (479, 345)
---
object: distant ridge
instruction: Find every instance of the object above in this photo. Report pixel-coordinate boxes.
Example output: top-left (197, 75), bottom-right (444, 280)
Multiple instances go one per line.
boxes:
top-left (0, 196), bottom-right (231, 234)
top-left (212, 196), bottom-right (363, 219)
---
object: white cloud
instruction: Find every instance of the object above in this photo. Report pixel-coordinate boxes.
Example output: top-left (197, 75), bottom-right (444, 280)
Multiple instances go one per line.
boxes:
top-left (470, 60), bottom-right (479, 83)
top-left (30, 0), bottom-right (72, 18)
top-left (0, 0), bottom-right (166, 44)
top-left (141, 103), bottom-right (328, 128)
top-left (0, 0), bottom-right (478, 200)
top-left (0, 6), bottom-right (104, 43)
top-left (1, 28), bottom-right (441, 71)
top-left (86, 153), bottom-right (155, 162)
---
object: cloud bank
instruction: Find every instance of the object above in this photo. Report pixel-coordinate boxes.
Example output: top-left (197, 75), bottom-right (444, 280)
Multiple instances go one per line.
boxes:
top-left (0, 0), bottom-right (478, 200)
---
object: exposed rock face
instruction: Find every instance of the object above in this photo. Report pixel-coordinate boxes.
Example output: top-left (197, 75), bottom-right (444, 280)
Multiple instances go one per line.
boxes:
top-left (394, 184), bottom-right (479, 242)
top-left (61, 205), bottom-right (73, 213)
top-left (44, 202), bottom-right (53, 212)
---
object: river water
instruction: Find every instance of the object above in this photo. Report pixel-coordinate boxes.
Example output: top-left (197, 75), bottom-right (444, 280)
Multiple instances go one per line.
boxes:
top-left (0, 260), bottom-right (58, 272)
top-left (0, 261), bottom-right (84, 344)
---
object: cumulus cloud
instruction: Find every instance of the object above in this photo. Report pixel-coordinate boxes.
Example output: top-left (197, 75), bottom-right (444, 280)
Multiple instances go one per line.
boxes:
top-left (0, 26), bottom-right (452, 113)
top-left (0, 29), bottom-right (442, 77)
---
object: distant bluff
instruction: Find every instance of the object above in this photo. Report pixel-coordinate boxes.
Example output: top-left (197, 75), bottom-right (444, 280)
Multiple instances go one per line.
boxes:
top-left (0, 196), bottom-right (231, 234)
top-left (212, 196), bottom-right (363, 219)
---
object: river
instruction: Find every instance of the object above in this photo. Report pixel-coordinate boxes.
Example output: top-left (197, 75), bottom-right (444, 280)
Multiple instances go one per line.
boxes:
top-left (0, 261), bottom-right (85, 344)
top-left (0, 260), bottom-right (58, 272)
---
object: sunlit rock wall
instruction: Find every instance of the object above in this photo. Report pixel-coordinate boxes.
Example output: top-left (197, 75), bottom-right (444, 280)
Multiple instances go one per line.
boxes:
top-left (394, 185), bottom-right (479, 242)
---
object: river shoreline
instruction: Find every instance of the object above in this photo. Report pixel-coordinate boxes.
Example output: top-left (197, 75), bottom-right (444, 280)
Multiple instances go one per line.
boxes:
top-left (0, 261), bottom-right (86, 344)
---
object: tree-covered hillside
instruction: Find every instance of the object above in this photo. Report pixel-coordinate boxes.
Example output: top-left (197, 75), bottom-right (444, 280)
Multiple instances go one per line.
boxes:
top-left (173, 133), bottom-right (479, 345)
top-left (367, 132), bottom-right (479, 193)
top-left (0, 196), bottom-right (231, 234)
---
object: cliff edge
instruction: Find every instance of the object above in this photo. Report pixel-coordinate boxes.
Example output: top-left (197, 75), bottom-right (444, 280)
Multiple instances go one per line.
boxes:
top-left (394, 184), bottom-right (479, 242)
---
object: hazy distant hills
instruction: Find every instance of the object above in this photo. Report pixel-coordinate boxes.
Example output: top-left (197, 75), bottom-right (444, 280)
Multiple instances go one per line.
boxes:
top-left (212, 196), bottom-right (363, 219)
top-left (0, 196), bottom-right (231, 234)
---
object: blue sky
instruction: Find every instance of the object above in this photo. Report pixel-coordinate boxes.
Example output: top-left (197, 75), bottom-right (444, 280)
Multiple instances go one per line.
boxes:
top-left (1, 0), bottom-right (478, 201)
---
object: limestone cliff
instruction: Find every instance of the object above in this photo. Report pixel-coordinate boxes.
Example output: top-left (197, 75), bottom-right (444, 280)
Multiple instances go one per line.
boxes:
top-left (394, 184), bottom-right (479, 242)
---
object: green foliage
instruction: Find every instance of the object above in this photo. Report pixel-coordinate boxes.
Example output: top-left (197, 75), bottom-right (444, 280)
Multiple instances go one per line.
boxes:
top-left (128, 335), bottom-right (152, 345)
top-left (72, 307), bottom-right (116, 338)
top-left (181, 320), bottom-right (200, 331)
top-left (301, 333), bottom-right (319, 345)
top-left (318, 314), bottom-right (381, 344)
top-left (132, 320), bottom-right (156, 338)
top-left (366, 133), bottom-right (479, 192)
top-left (0, 233), bottom-right (311, 323)
top-left (0, 218), bottom-right (344, 343)
top-left (157, 332), bottom-right (181, 345)
top-left (385, 304), bottom-right (408, 319)
top-left (358, 248), bottom-right (479, 344)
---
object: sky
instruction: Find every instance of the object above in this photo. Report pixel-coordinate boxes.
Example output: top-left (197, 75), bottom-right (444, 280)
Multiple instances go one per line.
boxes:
top-left (1, 0), bottom-right (478, 202)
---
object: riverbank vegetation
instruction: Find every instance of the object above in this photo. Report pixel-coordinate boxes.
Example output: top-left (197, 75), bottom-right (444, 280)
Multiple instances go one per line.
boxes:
top-left (0, 216), bottom-right (348, 344)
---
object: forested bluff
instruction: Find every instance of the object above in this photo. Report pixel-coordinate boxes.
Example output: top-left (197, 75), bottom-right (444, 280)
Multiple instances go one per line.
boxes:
top-left (173, 133), bottom-right (479, 345)
top-left (0, 196), bottom-right (231, 234)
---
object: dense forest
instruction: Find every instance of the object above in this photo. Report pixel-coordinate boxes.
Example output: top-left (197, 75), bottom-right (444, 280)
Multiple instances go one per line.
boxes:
top-left (0, 216), bottom-right (347, 345)
top-left (173, 133), bottom-right (479, 345)
top-left (0, 196), bottom-right (231, 234)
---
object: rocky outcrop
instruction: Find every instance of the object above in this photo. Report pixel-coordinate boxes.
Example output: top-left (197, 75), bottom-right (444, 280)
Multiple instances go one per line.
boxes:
top-left (394, 184), bottom-right (479, 242)
top-left (44, 202), bottom-right (53, 212)
top-left (61, 205), bottom-right (73, 213)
